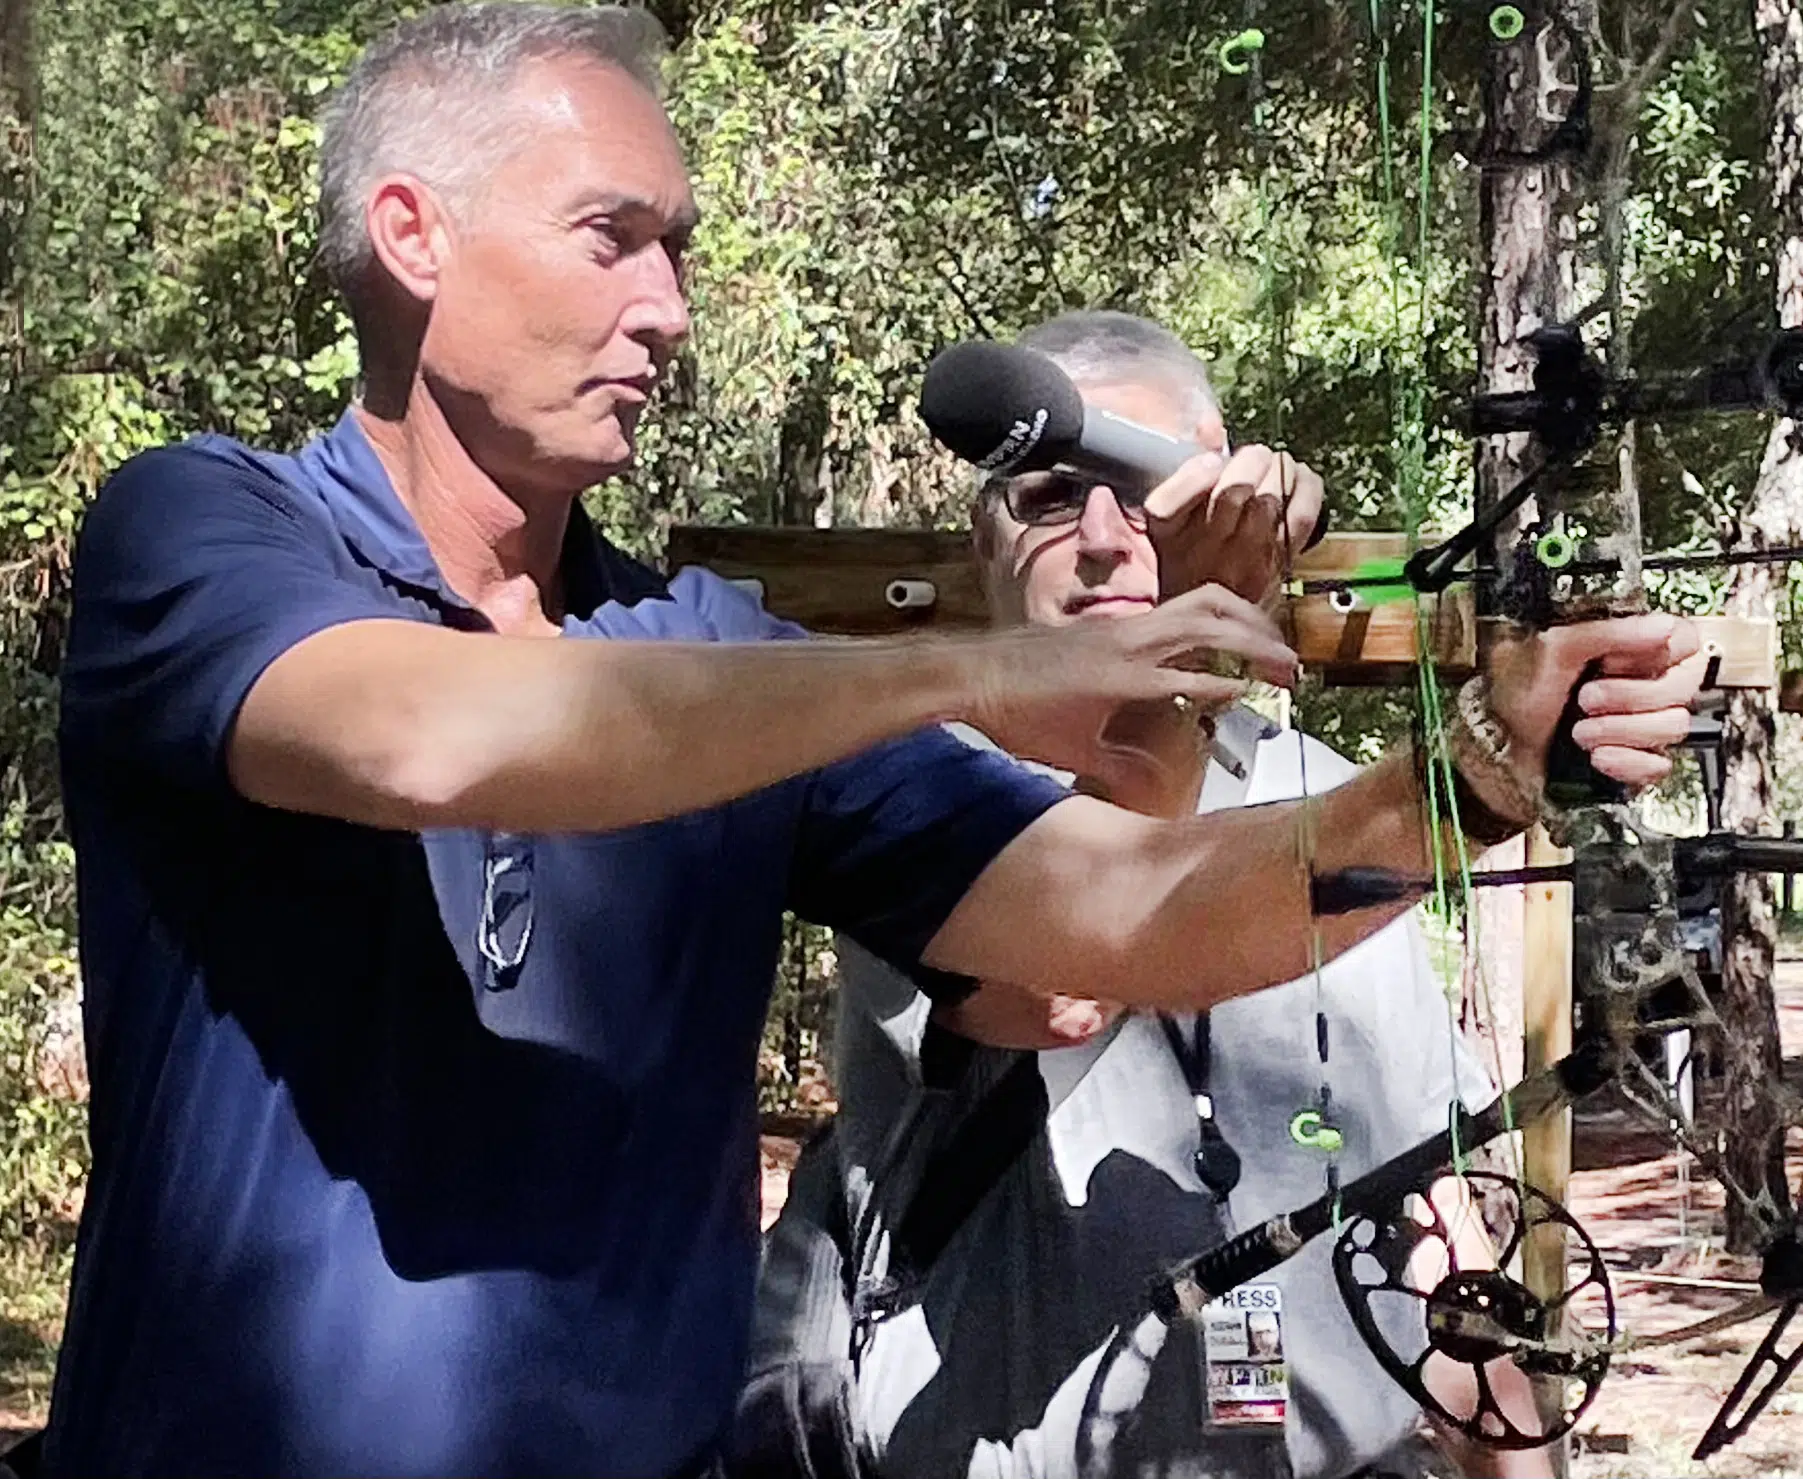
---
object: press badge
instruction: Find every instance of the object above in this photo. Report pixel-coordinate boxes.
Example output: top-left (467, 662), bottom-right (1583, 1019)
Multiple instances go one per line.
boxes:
top-left (1199, 1284), bottom-right (1289, 1429)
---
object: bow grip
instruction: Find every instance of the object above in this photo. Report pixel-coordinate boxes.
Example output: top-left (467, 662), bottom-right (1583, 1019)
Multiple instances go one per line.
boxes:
top-left (1542, 658), bottom-right (1628, 808)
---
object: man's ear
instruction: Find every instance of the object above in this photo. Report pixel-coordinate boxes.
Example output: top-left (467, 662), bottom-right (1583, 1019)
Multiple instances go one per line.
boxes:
top-left (366, 174), bottom-right (454, 308)
top-left (970, 514), bottom-right (999, 565)
top-left (970, 517), bottom-right (1015, 624)
top-left (1195, 403), bottom-right (1229, 453)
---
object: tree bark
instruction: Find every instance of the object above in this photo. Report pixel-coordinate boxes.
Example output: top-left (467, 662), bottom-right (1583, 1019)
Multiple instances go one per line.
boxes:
top-left (776, 347), bottom-right (834, 529)
top-left (1469, 18), bottom-right (1594, 1461)
top-left (1466, 0), bottom-right (1593, 1160)
top-left (0, 0), bottom-right (31, 117)
top-left (1719, 0), bottom-right (1803, 1254)
top-left (0, 0), bottom-right (31, 367)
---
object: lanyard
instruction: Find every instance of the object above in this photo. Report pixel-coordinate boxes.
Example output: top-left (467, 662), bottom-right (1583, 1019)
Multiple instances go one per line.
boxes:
top-left (1157, 1013), bottom-right (1242, 1201)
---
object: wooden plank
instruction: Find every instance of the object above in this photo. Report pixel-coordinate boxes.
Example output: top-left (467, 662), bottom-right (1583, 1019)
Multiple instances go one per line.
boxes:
top-left (1520, 823), bottom-right (1574, 1317)
top-left (1289, 589), bottom-right (1476, 682)
top-left (1287, 530), bottom-right (1432, 576)
top-left (665, 525), bottom-right (987, 634)
top-left (1782, 671), bottom-right (1803, 714)
top-left (1687, 614), bottom-right (1778, 691)
top-left (667, 524), bottom-right (1412, 578)
top-left (662, 528), bottom-right (1405, 639)
top-left (664, 525), bottom-right (1779, 689)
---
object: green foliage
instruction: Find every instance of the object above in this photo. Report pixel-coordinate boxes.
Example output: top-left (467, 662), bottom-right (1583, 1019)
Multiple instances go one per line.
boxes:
top-left (0, 0), bottom-right (1794, 1403)
top-left (0, 0), bottom-right (412, 1380)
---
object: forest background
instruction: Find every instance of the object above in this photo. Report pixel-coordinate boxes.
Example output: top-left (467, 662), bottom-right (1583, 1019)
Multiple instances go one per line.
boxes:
top-left (1, 0), bottom-right (1798, 1424)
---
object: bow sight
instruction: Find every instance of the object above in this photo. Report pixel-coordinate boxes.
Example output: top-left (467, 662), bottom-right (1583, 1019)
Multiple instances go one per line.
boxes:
top-left (1390, 324), bottom-right (1803, 613)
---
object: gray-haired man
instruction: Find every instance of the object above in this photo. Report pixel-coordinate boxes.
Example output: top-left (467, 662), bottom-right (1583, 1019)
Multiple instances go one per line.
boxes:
top-left (739, 313), bottom-right (1556, 1479)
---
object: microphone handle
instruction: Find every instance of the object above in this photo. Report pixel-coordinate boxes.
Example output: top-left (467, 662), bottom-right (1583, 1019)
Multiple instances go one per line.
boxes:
top-left (1074, 407), bottom-right (1198, 482)
top-left (1072, 409), bottom-right (1328, 552)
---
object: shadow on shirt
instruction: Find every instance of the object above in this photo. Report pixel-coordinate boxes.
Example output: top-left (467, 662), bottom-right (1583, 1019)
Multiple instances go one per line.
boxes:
top-left (881, 1146), bottom-right (1297, 1478)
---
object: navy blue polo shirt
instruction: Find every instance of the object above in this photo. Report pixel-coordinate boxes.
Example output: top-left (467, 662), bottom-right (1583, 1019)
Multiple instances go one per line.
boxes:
top-left (45, 411), bottom-right (1068, 1479)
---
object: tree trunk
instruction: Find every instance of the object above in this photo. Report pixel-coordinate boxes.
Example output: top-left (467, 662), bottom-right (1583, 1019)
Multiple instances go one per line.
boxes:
top-left (775, 351), bottom-right (834, 529)
top-left (781, 917), bottom-right (806, 1094)
top-left (0, 0), bottom-right (31, 365)
top-left (1720, 681), bottom-right (1788, 1252)
top-left (0, 0), bottom-right (31, 115)
top-left (1474, 2), bottom-right (1588, 533)
top-left (1469, 18), bottom-right (1594, 1461)
top-left (1466, 0), bottom-right (1592, 1167)
top-left (1720, 0), bottom-right (1803, 1254)
top-left (770, 342), bottom-right (835, 1109)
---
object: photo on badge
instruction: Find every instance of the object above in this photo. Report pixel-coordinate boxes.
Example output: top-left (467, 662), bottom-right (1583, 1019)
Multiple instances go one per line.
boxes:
top-left (1200, 1284), bottom-right (1289, 1430)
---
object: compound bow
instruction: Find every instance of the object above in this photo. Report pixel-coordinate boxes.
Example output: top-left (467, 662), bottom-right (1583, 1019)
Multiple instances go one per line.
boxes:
top-left (1076, 3), bottom-right (1803, 1468)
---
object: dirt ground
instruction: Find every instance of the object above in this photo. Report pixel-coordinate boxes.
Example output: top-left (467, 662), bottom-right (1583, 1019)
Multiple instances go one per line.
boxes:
top-left (1555, 967), bottom-right (1803, 1479)
top-left (755, 963), bottom-right (1803, 1479)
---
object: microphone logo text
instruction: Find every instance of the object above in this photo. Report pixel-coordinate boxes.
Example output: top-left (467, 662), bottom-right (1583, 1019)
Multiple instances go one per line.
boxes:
top-left (978, 407), bottom-right (1049, 472)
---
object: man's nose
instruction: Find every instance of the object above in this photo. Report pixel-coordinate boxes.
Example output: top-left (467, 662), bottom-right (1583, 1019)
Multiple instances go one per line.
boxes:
top-left (622, 245), bottom-right (693, 355)
top-left (1074, 484), bottom-right (1137, 554)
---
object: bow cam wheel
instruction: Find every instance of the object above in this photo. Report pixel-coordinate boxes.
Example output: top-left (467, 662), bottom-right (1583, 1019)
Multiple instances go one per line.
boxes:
top-left (1331, 1170), bottom-right (1615, 1449)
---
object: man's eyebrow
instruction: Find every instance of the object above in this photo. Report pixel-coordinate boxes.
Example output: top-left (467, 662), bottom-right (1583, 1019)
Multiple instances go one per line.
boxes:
top-left (567, 191), bottom-right (702, 236)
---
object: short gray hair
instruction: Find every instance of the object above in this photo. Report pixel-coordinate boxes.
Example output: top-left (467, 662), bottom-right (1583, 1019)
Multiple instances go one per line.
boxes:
top-left (1017, 310), bottom-right (1219, 424)
top-left (317, 3), bottom-right (668, 305)
top-left (970, 310), bottom-right (1220, 531)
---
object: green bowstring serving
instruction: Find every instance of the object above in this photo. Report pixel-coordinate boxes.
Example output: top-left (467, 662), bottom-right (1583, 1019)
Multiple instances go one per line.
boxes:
top-left (1364, 0), bottom-right (1520, 1184)
top-left (1222, 12), bottom-right (1349, 1221)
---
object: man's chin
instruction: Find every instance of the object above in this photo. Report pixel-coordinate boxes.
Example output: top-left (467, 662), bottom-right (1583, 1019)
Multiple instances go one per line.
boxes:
top-left (554, 431), bottom-right (637, 487)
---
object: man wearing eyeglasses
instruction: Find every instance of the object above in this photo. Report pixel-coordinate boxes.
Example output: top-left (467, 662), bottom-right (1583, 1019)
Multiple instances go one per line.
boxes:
top-left (44, 7), bottom-right (1698, 1477)
top-left (736, 312), bottom-right (1554, 1479)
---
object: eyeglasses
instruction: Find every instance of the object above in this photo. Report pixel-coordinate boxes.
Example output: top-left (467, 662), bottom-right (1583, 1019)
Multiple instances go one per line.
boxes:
top-left (995, 470), bottom-right (1152, 530)
top-left (478, 831), bottom-right (535, 992)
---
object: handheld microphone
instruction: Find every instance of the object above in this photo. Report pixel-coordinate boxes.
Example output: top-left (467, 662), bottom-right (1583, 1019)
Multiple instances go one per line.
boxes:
top-left (919, 340), bottom-right (1327, 547)
top-left (920, 341), bottom-right (1198, 482)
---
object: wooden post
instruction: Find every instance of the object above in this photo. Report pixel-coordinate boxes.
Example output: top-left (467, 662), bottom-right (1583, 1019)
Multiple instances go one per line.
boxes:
top-left (1521, 823), bottom-right (1574, 1476)
top-left (666, 528), bottom-right (1776, 687)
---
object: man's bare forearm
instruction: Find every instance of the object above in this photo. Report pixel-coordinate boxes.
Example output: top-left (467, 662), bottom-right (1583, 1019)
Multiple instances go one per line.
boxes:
top-left (1415, 1179), bottom-right (1558, 1478)
top-left (1132, 748), bottom-right (1434, 1004)
top-left (927, 748), bottom-right (1443, 1012)
top-left (231, 620), bottom-right (981, 832)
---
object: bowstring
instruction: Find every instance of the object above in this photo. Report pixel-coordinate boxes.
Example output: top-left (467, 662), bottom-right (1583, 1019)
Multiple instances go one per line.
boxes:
top-left (1234, 4), bottom-right (1343, 1229)
top-left (1365, 0), bottom-right (1521, 1203)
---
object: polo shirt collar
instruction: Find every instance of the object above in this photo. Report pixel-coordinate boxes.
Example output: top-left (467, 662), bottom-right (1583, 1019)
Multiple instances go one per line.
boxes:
top-left (294, 408), bottom-right (611, 618)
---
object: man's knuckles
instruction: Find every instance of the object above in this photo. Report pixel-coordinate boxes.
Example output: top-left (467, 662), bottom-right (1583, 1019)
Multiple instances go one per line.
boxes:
top-left (1144, 452), bottom-right (1228, 520)
top-left (1572, 707), bottom-right (1692, 750)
